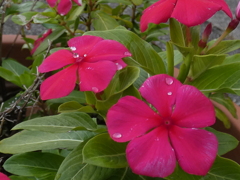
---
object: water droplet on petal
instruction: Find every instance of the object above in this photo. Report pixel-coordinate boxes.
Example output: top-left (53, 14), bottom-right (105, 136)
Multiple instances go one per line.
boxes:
top-left (73, 53), bottom-right (79, 58)
top-left (165, 77), bottom-right (174, 85)
top-left (113, 133), bottom-right (122, 139)
top-left (124, 51), bottom-right (131, 56)
top-left (167, 92), bottom-right (172, 96)
top-left (116, 63), bottom-right (123, 70)
top-left (70, 47), bottom-right (76, 51)
top-left (155, 138), bottom-right (159, 141)
top-left (92, 87), bottom-right (99, 93)
top-left (83, 54), bottom-right (87, 57)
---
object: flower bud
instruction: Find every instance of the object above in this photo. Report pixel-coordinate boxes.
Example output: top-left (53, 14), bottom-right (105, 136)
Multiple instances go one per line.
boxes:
top-left (198, 23), bottom-right (212, 48)
top-left (236, 1), bottom-right (240, 21)
top-left (227, 19), bottom-right (239, 31)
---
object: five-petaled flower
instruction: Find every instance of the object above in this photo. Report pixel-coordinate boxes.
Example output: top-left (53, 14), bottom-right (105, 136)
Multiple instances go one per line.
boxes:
top-left (47, 0), bottom-right (82, 15)
top-left (140, 0), bottom-right (232, 32)
top-left (0, 173), bottom-right (10, 180)
top-left (31, 29), bottom-right (52, 55)
top-left (39, 35), bottom-right (131, 100)
top-left (106, 74), bottom-right (218, 178)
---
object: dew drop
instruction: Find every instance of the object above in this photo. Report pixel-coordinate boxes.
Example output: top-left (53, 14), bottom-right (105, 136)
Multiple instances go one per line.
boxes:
top-left (70, 47), bottom-right (76, 51)
top-left (113, 133), bottom-right (122, 139)
top-left (87, 67), bottom-right (93, 70)
top-left (167, 92), bottom-right (172, 96)
top-left (73, 53), bottom-right (79, 58)
top-left (83, 54), bottom-right (87, 57)
top-left (92, 87), bottom-right (99, 93)
top-left (116, 63), bottom-right (123, 70)
top-left (165, 77), bottom-right (174, 85)
top-left (124, 51), bottom-right (131, 56)
top-left (155, 138), bottom-right (160, 141)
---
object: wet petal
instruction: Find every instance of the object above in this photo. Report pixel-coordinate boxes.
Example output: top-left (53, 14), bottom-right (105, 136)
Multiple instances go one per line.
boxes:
top-left (68, 35), bottom-right (103, 55)
top-left (169, 126), bottom-right (218, 176)
top-left (39, 49), bottom-right (75, 73)
top-left (73, 0), bottom-right (82, 5)
top-left (86, 40), bottom-right (131, 62)
top-left (78, 61), bottom-right (117, 93)
top-left (172, 85), bottom-right (215, 128)
top-left (127, 126), bottom-right (176, 178)
top-left (172, 0), bottom-right (222, 26)
top-left (113, 59), bottom-right (127, 70)
top-left (107, 96), bottom-right (161, 142)
top-left (139, 74), bottom-right (182, 118)
top-left (46, 0), bottom-right (57, 7)
top-left (40, 65), bottom-right (77, 100)
top-left (140, 0), bottom-right (176, 32)
top-left (57, 0), bottom-right (72, 15)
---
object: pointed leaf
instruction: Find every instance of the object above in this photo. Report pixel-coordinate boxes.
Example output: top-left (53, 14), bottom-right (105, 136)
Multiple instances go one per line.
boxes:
top-left (12, 112), bottom-right (97, 132)
top-left (214, 106), bottom-right (231, 129)
top-left (0, 130), bottom-right (95, 154)
top-left (58, 101), bottom-right (83, 113)
top-left (207, 40), bottom-right (240, 54)
top-left (2, 59), bottom-right (29, 76)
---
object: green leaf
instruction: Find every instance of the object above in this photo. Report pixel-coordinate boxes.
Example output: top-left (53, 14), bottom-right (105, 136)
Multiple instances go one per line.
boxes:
top-left (158, 50), bottom-right (183, 67)
top-left (4, 152), bottom-right (64, 177)
top-left (206, 127), bottom-right (239, 156)
top-left (92, 11), bottom-right (119, 30)
top-left (84, 28), bottom-right (166, 75)
top-left (0, 130), bottom-right (95, 154)
top-left (58, 101), bottom-right (83, 113)
top-left (47, 91), bottom-right (86, 110)
top-left (9, 176), bottom-right (36, 180)
top-left (210, 93), bottom-right (237, 119)
top-left (97, 0), bottom-right (131, 5)
top-left (214, 106), bottom-right (231, 129)
top-left (2, 59), bottom-right (29, 76)
top-left (207, 40), bottom-right (240, 54)
top-left (0, 67), bottom-right (22, 87)
top-left (189, 62), bottom-right (240, 95)
top-left (55, 141), bottom-right (118, 180)
top-left (131, 0), bottom-right (143, 5)
top-left (68, 3), bottom-right (86, 21)
top-left (83, 133), bottom-right (128, 168)
top-left (167, 165), bottom-right (201, 180)
top-left (11, 12), bottom-right (38, 25)
top-left (169, 18), bottom-right (186, 47)
top-left (12, 112), bottom-right (97, 132)
top-left (19, 71), bottom-right (35, 88)
top-left (201, 156), bottom-right (240, 180)
top-left (191, 54), bottom-right (226, 79)
top-left (33, 27), bottom-right (65, 55)
top-left (223, 54), bottom-right (240, 65)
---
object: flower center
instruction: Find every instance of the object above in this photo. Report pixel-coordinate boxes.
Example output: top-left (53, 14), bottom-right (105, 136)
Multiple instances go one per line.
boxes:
top-left (163, 118), bottom-right (172, 127)
top-left (73, 53), bottom-right (87, 63)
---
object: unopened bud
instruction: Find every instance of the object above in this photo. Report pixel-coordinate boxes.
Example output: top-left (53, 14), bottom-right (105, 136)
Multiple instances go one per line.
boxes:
top-left (236, 1), bottom-right (240, 21)
top-left (202, 23), bottom-right (212, 42)
top-left (227, 19), bottom-right (239, 31)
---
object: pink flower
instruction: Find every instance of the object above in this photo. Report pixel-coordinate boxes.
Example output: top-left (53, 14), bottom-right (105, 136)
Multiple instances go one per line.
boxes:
top-left (236, 1), bottom-right (240, 21)
top-left (47, 0), bottom-right (82, 15)
top-left (140, 0), bottom-right (232, 32)
top-left (39, 35), bottom-right (131, 100)
top-left (31, 29), bottom-right (52, 55)
top-left (0, 173), bottom-right (10, 180)
top-left (106, 74), bottom-right (218, 178)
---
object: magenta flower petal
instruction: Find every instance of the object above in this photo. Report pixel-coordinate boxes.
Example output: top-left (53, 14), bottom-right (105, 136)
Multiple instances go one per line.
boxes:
top-left (67, 35), bottom-right (103, 56)
top-left (210, 0), bottom-right (233, 18)
top-left (169, 126), bottom-right (218, 176)
top-left (113, 59), bottom-right (127, 70)
top-left (127, 126), bottom-right (176, 178)
top-left (107, 96), bottom-right (161, 142)
top-left (86, 40), bottom-right (132, 62)
top-left (140, 0), bottom-right (176, 32)
top-left (73, 0), bottom-right (82, 5)
top-left (171, 0), bottom-right (221, 27)
top-left (0, 173), bottom-right (10, 180)
top-left (38, 49), bottom-right (75, 73)
top-left (78, 61), bottom-right (117, 93)
top-left (40, 65), bottom-right (78, 100)
top-left (139, 74), bottom-right (182, 118)
top-left (172, 85), bottom-right (215, 128)
top-left (57, 0), bottom-right (72, 15)
top-left (46, 0), bottom-right (57, 7)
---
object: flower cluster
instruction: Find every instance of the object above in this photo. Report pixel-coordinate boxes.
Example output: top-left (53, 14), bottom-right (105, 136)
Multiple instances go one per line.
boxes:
top-left (39, 35), bottom-right (131, 100)
top-left (106, 74), bottom-right (218, 178)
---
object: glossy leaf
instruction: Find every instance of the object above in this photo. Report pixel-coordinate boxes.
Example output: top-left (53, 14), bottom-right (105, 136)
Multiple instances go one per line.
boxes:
top-left (12, 112), bottom-right (97, 132)
top-left (191, 54), bottom-right (226, 79)
top-left (210, 93), bottom-right (237, 119)
top-left (0, 67), bottom-right (21, 87)
top-left (189, 62), bottom-right (240, 95)
top-left (2, 59), bottom-right (29, 76)
top-left (0, 130), bottom-right (95, 154)
top-left (55, 141), bottom-right (118, 180)
top-left (207, 40), bottom-right (240, 54)
top-left (92, 11), bottom-right (119, 31)
top-left (84, 28), bottom-right (166, 75)
top-left (58, 101), bottom-right (83, 113)
top-left (206, 127), bottom-right (239, 156)
top-left (4, 152), bottom-right (64, 177)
